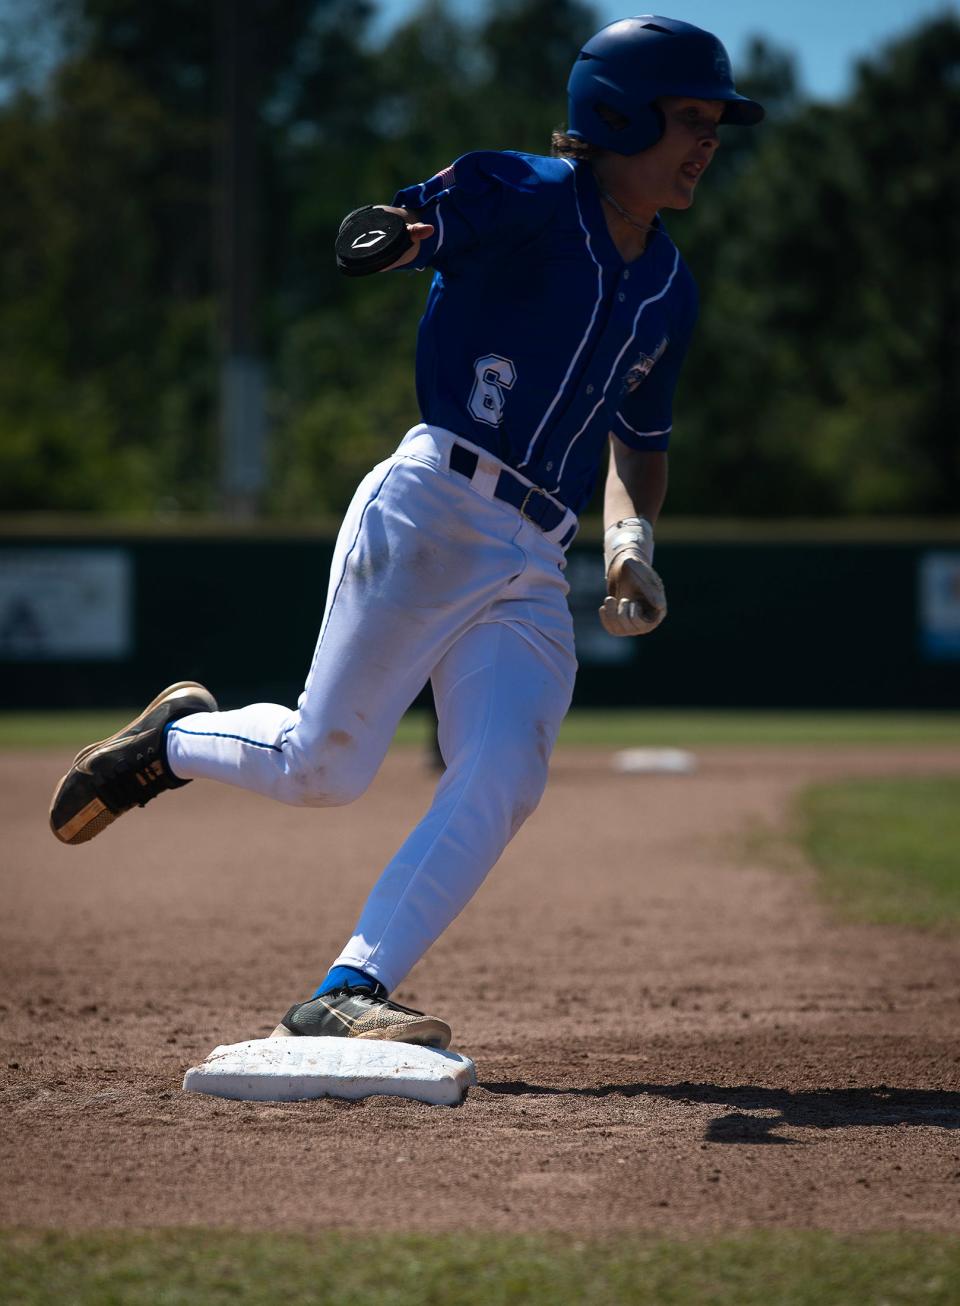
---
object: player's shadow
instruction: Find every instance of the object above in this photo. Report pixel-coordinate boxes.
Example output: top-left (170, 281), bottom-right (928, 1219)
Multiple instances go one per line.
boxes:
top-left (479, 1081), bottom-right (960, 1144)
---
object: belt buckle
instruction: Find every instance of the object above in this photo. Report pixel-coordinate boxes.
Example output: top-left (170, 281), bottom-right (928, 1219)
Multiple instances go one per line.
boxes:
top-left (519, 485), bottom-right (547, 522)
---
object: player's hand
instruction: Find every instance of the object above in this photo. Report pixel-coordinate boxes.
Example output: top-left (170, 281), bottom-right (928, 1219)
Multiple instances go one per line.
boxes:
top-left (599, 551), bottom-right (667, 636)
top-left (600, 516), bottom-right (666, 636)
top-left (376, 206), bottom-right (435, 270)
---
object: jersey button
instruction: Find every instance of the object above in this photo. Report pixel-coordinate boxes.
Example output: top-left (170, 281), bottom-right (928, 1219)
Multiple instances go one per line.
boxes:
top-left (623, 270), bottom-right (631, 280)
top-left (545, 461), bottom-right (554, 471)
top-left (585, 384), bottom-right (594, 394)
top-left (617, 292), bottom-right (626, 302)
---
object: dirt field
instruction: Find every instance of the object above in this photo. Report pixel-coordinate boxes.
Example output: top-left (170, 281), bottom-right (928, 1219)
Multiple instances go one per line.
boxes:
top-left (2, 743), bottom-right (960, 1234)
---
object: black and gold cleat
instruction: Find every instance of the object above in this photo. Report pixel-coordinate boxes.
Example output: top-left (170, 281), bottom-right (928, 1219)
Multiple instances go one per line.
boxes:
top-left (49, 681), bottom-right (217, 845)
top-left (272, 983), bottom-right (452, 1050)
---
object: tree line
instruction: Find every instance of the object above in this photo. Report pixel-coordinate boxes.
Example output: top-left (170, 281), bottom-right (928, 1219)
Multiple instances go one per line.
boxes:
top-left (0, 0), bottom-right (957, 517)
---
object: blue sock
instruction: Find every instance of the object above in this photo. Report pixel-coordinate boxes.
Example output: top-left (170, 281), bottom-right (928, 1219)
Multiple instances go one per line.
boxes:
top-left (313, 965), bottom-right (381, 998)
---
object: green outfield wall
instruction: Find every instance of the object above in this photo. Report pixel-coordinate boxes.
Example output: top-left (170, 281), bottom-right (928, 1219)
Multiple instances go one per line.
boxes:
top-left (1, 526), bottom-right (958, 710)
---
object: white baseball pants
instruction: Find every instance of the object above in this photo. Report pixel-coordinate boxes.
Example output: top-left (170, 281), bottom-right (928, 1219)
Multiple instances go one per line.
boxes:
top-left (166, 425), bottom-right (578, 990)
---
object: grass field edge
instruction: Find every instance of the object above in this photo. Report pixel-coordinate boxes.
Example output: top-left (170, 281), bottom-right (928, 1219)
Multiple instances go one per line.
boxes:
top-left (4, 1227), bottom-right (960, 1306)
top-left (4, 708), bottom-right (960, 751)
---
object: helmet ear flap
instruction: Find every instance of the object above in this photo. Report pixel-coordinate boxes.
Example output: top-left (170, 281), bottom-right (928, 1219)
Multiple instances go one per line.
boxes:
top-left (623, 102), bottom-right (666, 152)
top-left (589, 99), bottom-right (664, 154)
top-left (594, 101), bottom-right (629, 133)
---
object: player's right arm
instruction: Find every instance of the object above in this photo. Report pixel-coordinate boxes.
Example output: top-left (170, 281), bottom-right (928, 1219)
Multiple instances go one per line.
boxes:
top-left (373, 206), bottom-right (435, 270)
top-left (387, 152), bottom-right (564, 274)
top-left (334, 203), bottom-right (435, 277)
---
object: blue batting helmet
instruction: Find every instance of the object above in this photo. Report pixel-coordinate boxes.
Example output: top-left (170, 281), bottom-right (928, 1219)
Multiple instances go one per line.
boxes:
top-left (567, 15), bottom-right (765, 155)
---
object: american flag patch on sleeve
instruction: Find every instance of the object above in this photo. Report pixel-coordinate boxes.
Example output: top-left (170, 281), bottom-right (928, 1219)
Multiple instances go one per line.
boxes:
top-left (433, 163), bottom-right (456, 191)
top-left (418, 162), bottom-right (457, 207)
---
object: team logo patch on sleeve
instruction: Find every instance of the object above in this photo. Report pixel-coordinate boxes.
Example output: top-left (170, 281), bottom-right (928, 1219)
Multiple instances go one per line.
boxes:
top-left (623, 335), bottom-right (669, 393)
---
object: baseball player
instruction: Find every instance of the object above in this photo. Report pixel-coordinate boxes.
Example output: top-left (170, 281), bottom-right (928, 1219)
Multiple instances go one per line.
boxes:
top-left (49, 17), bottom-right (763, 1049)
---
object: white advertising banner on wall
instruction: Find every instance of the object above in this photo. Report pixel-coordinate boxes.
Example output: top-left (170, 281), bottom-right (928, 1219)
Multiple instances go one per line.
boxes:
top-left (0, 549), bottom-right (132, 661)
top-left (919, 551), bottom-right (960, 661)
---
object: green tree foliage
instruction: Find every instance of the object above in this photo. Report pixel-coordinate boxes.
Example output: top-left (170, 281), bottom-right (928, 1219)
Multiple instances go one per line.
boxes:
top-left (0, 2), bottom-right (956, 517)
top-left (0, 1), bottom-right (218, 510)
top-left (669, 16), bottom-right (960, 515)
top-left (0, 0), bottom-right (374, 512)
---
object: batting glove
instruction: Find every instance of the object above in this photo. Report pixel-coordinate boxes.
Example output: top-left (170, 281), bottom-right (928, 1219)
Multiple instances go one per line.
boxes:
top-left (599, 517), bottom-right (667, 637)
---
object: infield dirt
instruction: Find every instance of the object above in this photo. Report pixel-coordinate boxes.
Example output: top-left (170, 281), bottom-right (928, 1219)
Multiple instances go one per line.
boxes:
top-left (2, 744), bottom-right (960, 1233)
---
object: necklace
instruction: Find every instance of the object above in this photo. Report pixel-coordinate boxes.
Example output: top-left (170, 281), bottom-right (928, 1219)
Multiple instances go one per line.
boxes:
top-left (598, 187), bottom-right (656, 235)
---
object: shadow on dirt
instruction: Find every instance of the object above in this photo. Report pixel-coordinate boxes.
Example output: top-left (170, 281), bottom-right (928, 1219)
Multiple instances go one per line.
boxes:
top-left (480, 1081), bottom-right (960, 1143)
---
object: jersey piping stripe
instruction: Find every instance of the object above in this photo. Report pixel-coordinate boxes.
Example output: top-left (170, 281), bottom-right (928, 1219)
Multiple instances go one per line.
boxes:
top-left (549, 245), bottom-right (681, 492)
top-left (616, 418), bottom-right (673, 439)
top-left (518, 158), bottom-right (603, 468)
top-left (417, 180), bottom-right (455, 205)
top-left (416, 181), bottom-right (455, 258)
top-left (166, 726), bottom-right (283, 753)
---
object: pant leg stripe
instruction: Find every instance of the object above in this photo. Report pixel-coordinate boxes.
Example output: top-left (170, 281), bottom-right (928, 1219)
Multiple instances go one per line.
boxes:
top-left (166, 726), bottom-right (283, 753)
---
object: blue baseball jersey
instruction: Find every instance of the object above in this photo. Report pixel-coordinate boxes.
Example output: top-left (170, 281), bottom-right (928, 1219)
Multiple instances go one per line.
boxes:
top-left (392, 150), bottom-right (698, 515)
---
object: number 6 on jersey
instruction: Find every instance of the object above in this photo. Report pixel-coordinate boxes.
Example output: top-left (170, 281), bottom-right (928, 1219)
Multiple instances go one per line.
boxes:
top-left (468, 354), bottom-right (517, 426)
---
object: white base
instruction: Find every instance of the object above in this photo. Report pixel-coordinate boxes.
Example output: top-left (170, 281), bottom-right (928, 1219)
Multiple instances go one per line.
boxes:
top-left (612, 747), bottom-right (697, 775)
top-left (182, 1037), bottom-right (477, 1106)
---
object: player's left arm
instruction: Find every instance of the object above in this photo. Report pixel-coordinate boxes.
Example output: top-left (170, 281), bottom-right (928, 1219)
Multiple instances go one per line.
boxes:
top-left (599, 437), bottom-right (669, 637)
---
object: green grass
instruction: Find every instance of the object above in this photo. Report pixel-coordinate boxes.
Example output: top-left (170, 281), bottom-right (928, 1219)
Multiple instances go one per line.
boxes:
top-left (555, 710), bottom-right (960, 748)
top-left (796, 776), bottom-right (960, 927)
top-left (2, 1231), bottom-right (960, 1305)
top-left (3, 708), bottom-right (960, 751)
